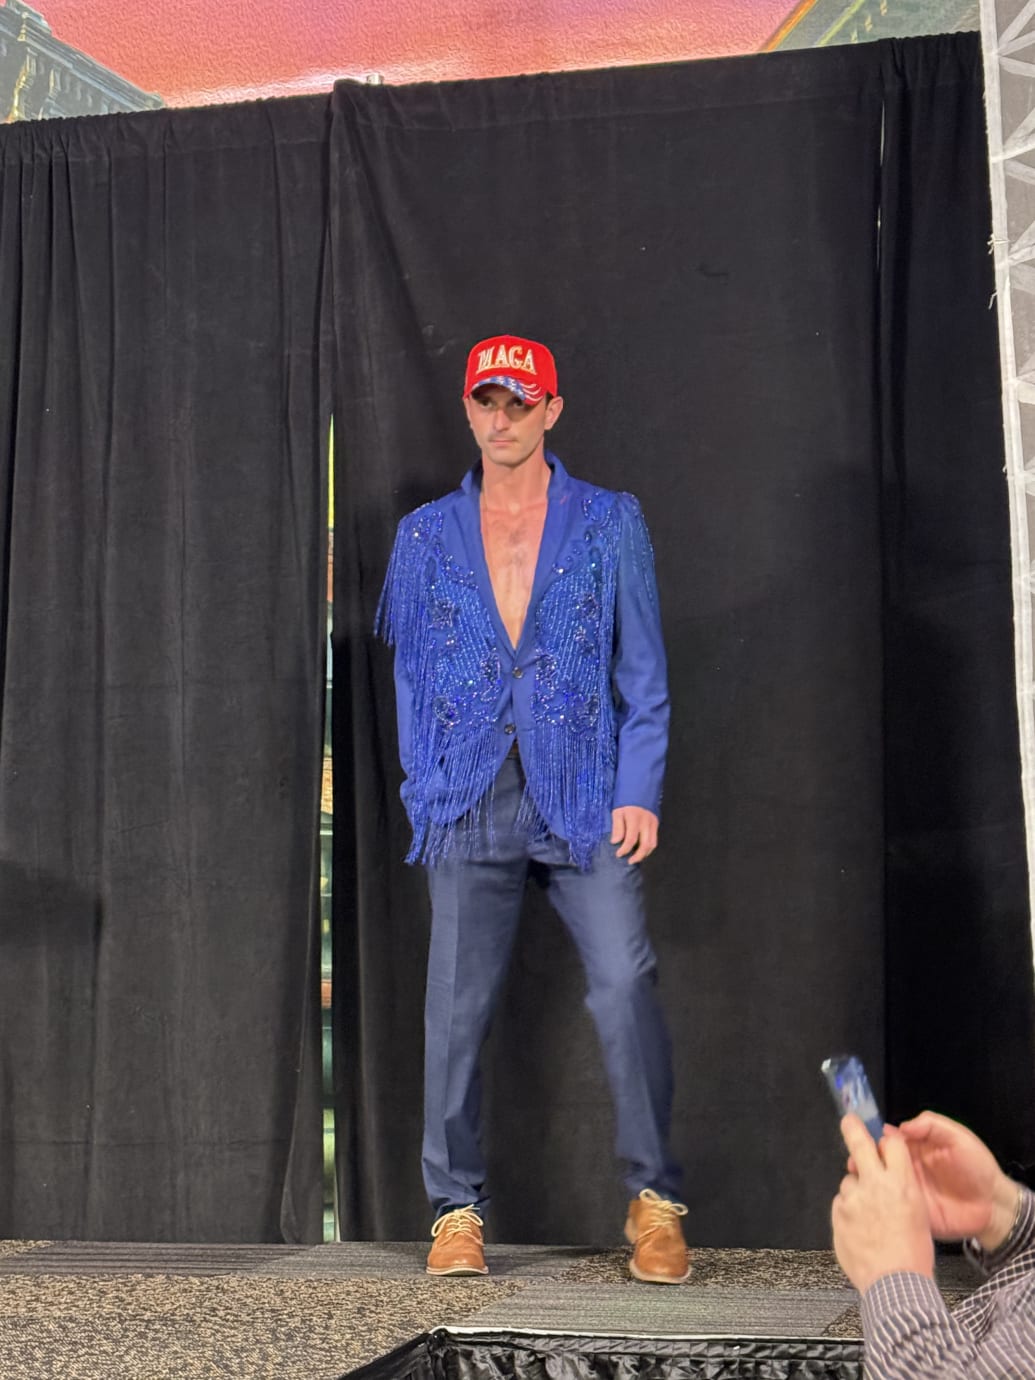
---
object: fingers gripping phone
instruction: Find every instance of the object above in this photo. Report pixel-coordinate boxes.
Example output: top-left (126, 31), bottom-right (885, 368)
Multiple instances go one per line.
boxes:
top-left (821, 1055), bottom-right (884, 1142)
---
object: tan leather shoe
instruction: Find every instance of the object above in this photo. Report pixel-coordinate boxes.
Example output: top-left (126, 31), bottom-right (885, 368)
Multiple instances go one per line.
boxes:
top-left (624, 1188), bottom-right (691, 1284)
top-left (426, 1205), bottom-right (489, 1276)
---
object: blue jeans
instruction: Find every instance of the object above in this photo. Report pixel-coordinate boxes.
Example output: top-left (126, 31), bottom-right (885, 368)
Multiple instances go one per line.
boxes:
top-left (422, 753), bottom-right (682, 1217)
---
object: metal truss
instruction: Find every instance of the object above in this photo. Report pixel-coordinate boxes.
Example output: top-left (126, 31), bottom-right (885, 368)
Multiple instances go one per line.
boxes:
top-left (980, 0), bottom-right (1035, 948)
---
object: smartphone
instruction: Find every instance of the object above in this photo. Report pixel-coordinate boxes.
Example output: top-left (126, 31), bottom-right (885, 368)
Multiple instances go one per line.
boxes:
top-left (821, 1055), bottom-right (884, 1141)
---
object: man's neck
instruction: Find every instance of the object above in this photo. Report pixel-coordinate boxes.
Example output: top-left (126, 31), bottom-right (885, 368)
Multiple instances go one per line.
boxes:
top-left (480, 448), bottom-right (551, 512)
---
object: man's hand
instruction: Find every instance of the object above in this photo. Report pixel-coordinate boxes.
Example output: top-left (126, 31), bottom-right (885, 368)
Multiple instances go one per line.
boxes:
top-left (894, 1111), bottom-right (1020, 1250)
top-left (610, 806), bottom-right (659, 864)
top-left (832, 1113), bottom-right (934, 1295)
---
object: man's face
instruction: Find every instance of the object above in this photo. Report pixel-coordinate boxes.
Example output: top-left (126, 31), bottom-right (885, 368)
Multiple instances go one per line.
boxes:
top-left (464, 384), bottom-right (564, 470)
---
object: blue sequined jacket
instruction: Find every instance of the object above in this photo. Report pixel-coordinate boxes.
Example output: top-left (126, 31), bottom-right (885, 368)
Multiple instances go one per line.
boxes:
top-left (376, 453), bottom-right (669, 869)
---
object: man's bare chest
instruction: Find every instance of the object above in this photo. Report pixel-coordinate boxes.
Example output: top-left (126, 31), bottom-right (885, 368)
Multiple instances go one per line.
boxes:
top-left (480, 503), bottom-right (548, 646)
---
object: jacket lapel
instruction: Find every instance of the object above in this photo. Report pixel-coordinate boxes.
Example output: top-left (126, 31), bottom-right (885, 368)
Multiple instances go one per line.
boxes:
top-left (516, 454), bottom-right (580, 657)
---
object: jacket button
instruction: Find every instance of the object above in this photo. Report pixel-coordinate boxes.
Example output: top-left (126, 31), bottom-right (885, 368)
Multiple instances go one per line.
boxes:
top-left (504, 723), bottom-right (516, 735)
top-left (513, 667), bottom-right (524, 678)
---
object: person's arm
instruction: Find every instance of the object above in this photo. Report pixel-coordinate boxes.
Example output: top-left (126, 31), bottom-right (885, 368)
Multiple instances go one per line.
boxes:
top-left (863, 1185), bottom-right (1035, 1379)
top-left (860, 1269), bottom-right (1035, 1380)
top-left (835, 1114), bottom-right (1035, 1379)
top-left (610, 495), bottom-right (669, 862)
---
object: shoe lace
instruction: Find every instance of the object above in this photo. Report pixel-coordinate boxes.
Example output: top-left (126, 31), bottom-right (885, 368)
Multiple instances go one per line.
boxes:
top-left (431, 1205), bottom-right (484, 1240)
top-left (636, 1188), bottom-right (688, 1239)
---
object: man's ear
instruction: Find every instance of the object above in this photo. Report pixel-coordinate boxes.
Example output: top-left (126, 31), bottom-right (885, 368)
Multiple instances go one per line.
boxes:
top-left (544, 395), bottom-right (564, 430)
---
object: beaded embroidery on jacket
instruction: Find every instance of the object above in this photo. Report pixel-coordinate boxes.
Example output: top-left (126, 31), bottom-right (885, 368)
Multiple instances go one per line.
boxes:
top-left (376, 484), bottom-right (657, 869)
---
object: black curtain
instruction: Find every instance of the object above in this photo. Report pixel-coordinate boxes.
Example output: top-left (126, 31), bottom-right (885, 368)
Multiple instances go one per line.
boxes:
top-left (332, 40), bottom-right (917, 1249)
top-left (879, 40), bottom-right (1035, 1168)
top-left (332, 32), bottom-right (1035, 1249)
top-left (0, 98), bottom-right (330, 1241)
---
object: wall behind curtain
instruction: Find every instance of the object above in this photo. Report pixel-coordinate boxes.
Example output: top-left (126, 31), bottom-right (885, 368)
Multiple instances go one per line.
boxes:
top-left (9, 0), bottom-right (975, 111)
top-left (0, 96), bottom-right (330, 1242)
top-left (330, 33), bottom-right (1035, 1249)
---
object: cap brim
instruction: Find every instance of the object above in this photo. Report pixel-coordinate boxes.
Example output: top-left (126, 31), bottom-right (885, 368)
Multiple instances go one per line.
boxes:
top-left (466, 374), bottom-right (546, 403)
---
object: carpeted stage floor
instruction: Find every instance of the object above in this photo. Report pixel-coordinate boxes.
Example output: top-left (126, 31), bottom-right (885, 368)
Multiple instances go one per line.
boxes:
top-left (0, 1237), bottom-right (975, 1378)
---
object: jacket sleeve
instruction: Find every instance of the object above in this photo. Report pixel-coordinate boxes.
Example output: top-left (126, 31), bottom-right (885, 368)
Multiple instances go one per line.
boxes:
top-left (392, 653), bottom-right (415, 811)
top-left (610, 495), bottom-right (670, 816)
top-left (375, 515), bottom-right (419, 813)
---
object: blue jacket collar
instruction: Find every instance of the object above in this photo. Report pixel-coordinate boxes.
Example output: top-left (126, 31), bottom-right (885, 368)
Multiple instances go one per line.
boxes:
top-left (461, 450), bottom-right (570, 498)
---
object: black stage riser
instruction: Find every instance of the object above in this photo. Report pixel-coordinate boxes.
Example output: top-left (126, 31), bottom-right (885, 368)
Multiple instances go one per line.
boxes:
top-left (344, 1332), bottom-right (865, 1380)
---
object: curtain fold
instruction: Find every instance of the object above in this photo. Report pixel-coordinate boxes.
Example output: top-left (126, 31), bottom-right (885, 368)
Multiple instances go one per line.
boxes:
top-left (0, 97), bottom-right (330, 1241)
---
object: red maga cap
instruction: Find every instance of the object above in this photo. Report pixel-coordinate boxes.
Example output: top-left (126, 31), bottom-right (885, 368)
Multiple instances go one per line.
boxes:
top-left (463, 335), bottom-right (557, 405)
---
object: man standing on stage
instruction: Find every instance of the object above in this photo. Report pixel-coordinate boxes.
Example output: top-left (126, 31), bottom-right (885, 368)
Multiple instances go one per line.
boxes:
top-left (376, 334), bottom-right (688, 1284)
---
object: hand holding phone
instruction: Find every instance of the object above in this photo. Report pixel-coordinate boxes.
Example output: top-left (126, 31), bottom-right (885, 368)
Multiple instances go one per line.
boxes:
top-left (821, 1055), bottom-right (884, 1142)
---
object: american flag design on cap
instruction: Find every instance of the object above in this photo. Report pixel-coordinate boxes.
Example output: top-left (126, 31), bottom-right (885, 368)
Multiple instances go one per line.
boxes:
top-left (463, 335), bottom-right (558, 404)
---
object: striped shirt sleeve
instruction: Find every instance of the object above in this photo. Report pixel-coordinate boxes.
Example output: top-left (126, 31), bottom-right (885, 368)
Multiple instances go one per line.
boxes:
top-left (860, 1187), bottom-right (1035, 1379)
